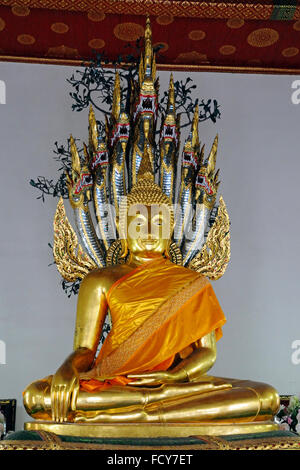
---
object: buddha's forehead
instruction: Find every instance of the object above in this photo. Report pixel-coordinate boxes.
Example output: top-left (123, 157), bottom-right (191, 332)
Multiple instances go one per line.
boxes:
top-left (127, 203), bottom-right (170, 217)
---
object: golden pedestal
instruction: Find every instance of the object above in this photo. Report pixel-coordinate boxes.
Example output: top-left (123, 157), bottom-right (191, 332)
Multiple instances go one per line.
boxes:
top-left (25, 420), bottom-right (278, 438)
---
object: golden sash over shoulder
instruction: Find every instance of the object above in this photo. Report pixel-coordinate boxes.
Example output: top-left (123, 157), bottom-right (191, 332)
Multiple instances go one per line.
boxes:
top-left (81, 257), bottom-right (226, 386)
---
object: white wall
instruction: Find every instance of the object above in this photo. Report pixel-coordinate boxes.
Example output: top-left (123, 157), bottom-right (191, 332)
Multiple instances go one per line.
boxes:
top-left (0, 61), bottom-right (299, 430)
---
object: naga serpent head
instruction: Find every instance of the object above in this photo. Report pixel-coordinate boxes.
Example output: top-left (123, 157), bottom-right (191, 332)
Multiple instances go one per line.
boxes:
top-left (66, 135), bottom-right (93, 208)
top-left (195, 136), bottom-right (220, 209)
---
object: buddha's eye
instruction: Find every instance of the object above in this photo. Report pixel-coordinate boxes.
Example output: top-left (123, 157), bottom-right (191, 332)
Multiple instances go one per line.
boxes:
top-left (152, 218), bottom-right (163, 226)
top-left (136, 218), bottom-right (145, 226)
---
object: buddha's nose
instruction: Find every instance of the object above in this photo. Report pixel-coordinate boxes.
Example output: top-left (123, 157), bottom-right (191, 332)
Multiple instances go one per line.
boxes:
top-left (147, 225), bottom-right (160, 241)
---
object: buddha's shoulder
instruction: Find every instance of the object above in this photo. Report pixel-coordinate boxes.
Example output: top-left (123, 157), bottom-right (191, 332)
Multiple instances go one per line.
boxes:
top-left (168, 260), bottom-right (208, 277)
top-left (80, 264), bottom-right (132, 290)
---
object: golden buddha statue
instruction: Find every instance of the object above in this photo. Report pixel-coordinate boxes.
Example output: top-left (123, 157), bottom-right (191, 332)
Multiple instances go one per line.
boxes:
top-left (23, 19), bottom-right (279, 437)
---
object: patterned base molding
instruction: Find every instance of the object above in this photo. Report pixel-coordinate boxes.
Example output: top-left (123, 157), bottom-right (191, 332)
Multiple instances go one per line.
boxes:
top-left (1, 429), bottom-right (300, 450)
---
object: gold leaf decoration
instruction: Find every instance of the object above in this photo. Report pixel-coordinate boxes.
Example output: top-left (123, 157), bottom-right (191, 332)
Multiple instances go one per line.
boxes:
top-left (188, 196), bottom-right (230, 280)
top-left (53, 197), bottom-right (97, 281)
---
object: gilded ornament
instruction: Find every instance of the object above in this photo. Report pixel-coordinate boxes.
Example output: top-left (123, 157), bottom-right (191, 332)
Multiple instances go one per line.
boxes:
top-left (88, 39), bottom-right (105, 49)
top-left (226, 18), bottom-right (244, 29)
top-left (247, 28), bottom-right (279, 48)
top-left (156, 13), bottom-right (174, 25)
top-left (282, 47), bottom-right (299, 58)
top-left (188, 197), bottom-right (230, 280)
top-left (219, 45), bottom-right (236, 55)
top-left (53, 197), bottom-right (97, 282)
top-left (11, 6), bottom-right (30, 16)
top-left (51, 23), bottom-right (69, 34)
top-left (17, 34), bottom-right (36, 45)
top-left (87, 11), bottom-right (106, 22)
top-left (113, 22), bottom-right (144, 42)
top-left (188, 30), bottom-right (206, 41)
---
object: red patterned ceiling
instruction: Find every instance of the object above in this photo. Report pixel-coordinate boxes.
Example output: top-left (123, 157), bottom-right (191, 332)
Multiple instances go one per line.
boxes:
top-left (0, 1), bottom-right (300, 73)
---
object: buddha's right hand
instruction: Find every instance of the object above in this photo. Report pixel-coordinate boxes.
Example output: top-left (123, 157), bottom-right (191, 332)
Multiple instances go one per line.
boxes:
top-left (51, 365), bottom-right (79, 422)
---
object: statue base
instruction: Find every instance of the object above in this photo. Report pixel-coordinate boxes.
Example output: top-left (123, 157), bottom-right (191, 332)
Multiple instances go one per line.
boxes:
top-left (25, 420), bottom-right (278, 438)
top-left (2, 422), bottom-right (300, 450)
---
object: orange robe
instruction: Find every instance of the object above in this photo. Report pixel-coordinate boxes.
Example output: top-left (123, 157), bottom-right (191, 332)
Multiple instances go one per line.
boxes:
top-left (80, 257), bottom-right (226, 392)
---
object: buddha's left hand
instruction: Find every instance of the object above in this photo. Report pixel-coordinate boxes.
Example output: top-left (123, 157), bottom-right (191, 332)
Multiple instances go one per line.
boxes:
top-left (127, 370), bottom-right (186, 386)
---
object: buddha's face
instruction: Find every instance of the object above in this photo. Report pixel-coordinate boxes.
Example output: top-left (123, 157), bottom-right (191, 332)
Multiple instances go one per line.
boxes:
top-left (126, 204), bottom-right (172, 256)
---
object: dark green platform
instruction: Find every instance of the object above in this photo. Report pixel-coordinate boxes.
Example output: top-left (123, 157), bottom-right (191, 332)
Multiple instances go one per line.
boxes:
top-left (1, 429), bottom-right (300, 450)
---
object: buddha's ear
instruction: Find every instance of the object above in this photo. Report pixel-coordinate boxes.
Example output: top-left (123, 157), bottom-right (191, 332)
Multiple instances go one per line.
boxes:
top-left (116, 215), bottom-right (126, 241)
top-left (116, 215), bottom-right (123, 240)
top-left (170, 224), bottom-right (175, 239)
top-left (120, 239), bottom-right (129, 259)
top-left (164, 241), bottom-right (171, 260)
top-left (116, 213), bottom-right (128, 259)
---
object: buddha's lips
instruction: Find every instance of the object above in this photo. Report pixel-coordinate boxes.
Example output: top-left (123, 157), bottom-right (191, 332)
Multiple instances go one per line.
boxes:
top-left (140, 239), bottom-right (159, 246)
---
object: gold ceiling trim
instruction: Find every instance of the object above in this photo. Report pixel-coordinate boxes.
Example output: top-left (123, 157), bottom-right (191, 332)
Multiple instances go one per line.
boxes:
top-left (1, 53), bottom-right (300, 76)
top-left (1, 0), bottom-right (299, 20)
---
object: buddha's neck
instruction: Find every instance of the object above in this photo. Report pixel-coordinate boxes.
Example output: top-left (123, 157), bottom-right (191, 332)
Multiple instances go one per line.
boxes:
top-left (126, 251), bottom-right (163, 268)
